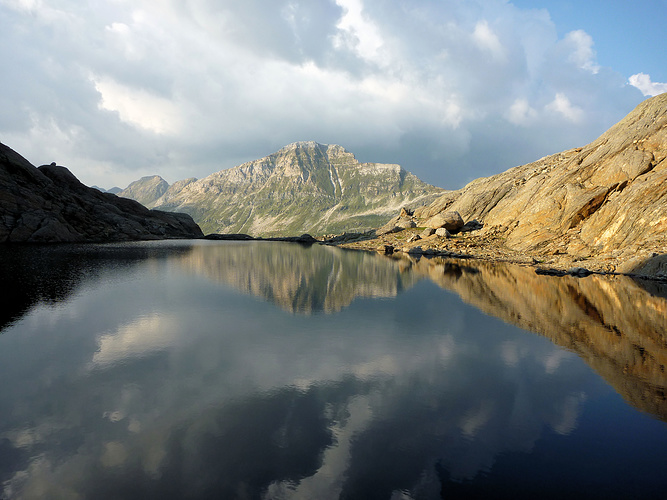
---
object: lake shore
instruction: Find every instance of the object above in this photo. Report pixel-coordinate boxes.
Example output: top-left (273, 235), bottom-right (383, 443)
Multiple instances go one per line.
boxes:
top-left (321, 228), bottom-right (667, 281)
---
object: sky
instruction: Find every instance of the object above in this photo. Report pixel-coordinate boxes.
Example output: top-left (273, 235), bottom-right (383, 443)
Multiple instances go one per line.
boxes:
top-left (1, 0), bottom-right (666, 190)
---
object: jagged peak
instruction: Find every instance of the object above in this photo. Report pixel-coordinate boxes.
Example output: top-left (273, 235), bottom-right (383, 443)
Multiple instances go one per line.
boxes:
top-left (280, 141), bottom-right (327, 151)
top-left (277, 141), bottom-right (351, 156)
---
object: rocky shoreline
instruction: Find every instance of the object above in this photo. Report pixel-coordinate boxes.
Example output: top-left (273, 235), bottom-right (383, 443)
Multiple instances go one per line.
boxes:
top-left (319, 221), bottom-right (667, 282)
top-left (201, 225), bottom-right (667, 281)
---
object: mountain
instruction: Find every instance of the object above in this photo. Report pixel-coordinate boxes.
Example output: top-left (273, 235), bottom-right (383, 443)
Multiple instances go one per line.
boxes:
top-left (119, 175), bottom-right (171, 206)
top-left (348, 93), bottom-right (666, 275)
top-left (416, 94), bottom-right (667, 261)
top-left (119, 142), bottom-right (445, 237)
top-left (91, 185), bottom-right (123, 194)
top-left (0, 143), bottom-right (203, 243)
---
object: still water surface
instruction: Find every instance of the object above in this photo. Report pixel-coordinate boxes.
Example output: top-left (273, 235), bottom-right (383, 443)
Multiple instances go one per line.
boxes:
top-left (1, 240), bottom-right (666, 499)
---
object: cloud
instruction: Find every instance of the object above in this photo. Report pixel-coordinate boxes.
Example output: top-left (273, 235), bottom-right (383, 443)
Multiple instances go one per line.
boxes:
top-left (560, 30), bottom-right (600, 74)
top-left (506, 98), bottom-right (538, 125)
top-left (546, 92), bottom-right (584, 123)
top-left (0, 0), bottom-right (647, 189)
top-left (473, 20), bottom-right (506, 62)
top-left (333, 0), bottom-right (385, 63)
top-left (92, 75), bottom-right (182, 135)
top-left (628, 72), bottom-right (667, 97)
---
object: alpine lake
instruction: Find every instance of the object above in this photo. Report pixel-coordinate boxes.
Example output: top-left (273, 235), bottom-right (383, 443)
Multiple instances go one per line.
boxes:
top-left (1, 239), bottom-right (666, 500)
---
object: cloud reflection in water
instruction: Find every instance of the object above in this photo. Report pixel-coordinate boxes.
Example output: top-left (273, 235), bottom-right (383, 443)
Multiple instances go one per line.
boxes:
top-left (0, 241), bottom-right (666, 499)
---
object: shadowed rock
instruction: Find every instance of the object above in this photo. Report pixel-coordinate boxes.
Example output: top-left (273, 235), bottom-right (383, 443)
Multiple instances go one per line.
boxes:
top-left (0, 142), bottom-right (203, 243)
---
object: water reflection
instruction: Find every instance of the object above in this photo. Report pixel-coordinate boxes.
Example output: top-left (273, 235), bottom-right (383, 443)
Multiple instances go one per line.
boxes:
top-left (401, 256), bottom-right (667, 421)
top-left (0, 242), bottom-right (192, 330)
top-left (176, 241), bottom-right (419, 313)
top-left (1, 241), bottom-right (666, 499)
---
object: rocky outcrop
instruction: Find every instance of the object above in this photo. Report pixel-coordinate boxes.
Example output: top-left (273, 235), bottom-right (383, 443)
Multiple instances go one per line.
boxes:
top-left (413, 93), bottom-right (667, 273)
top-left (0, 142), bottom-right (204, 243)
top-left (119, 141), bottom-right (444, 237)
top-left (423, 211), bottom-right (464, 232)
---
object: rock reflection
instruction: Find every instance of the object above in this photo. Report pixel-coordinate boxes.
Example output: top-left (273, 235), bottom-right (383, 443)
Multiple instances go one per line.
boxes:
top-left (406, 255), bottom-right (667, 421)
top-left (0, 243), bottom-right (192, 331)
top-left (176, 241), bottom-right (420, 313)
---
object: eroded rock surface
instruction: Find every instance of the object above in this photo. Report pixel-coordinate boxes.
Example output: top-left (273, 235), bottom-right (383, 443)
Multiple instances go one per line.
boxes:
top-left (337, 94), bottom-right (667, 277)
top-left (414, 93), bottom-right (667, 273)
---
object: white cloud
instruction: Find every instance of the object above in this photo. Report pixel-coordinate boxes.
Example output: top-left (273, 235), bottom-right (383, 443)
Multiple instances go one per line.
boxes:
top-left (546, 93), bottom-right (584, 123)
top-left (507, 98), bottom-right (538, 125)
top-left (628, 72), bottom-right (667, 97)
top-left (473, 20), bottom-right (506, 61)
top-left (0, 0), bottom-right (647, 189)
top-left (562, 30), bottom-right (599, 74)
top-left (92, 75), bottom-right (182, 135)
top-left (333, 0), bottom-right (385, 63)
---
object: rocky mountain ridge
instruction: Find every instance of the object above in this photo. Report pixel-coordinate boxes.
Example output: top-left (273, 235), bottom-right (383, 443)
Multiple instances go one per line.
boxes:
top-left (0, 143), bottom-right (203, 243)
top-left (340, 93), bottom-right (667, 277)
top-left (416, 93), bottom-right (667, 259)
top-left (119, 141), bottom-right (445, 237)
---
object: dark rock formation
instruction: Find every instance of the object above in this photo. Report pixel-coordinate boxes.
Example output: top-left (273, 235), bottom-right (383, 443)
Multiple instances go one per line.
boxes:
top-left (0, 142), bottom-right (203, 243)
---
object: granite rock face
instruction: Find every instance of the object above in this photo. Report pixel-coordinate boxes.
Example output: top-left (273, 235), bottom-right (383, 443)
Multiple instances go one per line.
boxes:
top-left (0, 143), bottom-right (203, 243)
top-left (415, 93), bottom-right (667, 269)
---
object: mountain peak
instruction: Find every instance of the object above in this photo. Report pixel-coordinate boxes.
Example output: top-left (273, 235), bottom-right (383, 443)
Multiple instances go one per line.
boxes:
top-left (277, 141), bottom-right (351, 156)
top-left (119, 143), bottom-right (444, 236)
top-left (281, 141), bottom-right (328, 150)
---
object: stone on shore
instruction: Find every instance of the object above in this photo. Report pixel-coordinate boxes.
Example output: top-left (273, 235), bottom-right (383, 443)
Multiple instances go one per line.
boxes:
top-left (424, 211), bottom-right (464, 232)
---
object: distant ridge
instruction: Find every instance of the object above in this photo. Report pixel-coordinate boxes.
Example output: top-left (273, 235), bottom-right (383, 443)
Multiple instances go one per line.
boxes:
top-left (119, 142), bottom-right (445, 237)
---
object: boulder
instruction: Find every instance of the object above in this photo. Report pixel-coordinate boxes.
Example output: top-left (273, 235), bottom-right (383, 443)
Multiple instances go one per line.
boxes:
top-left (435, 228), bottom-right (452, 238)
top-left (396, 217), bottom-right (417, 229)
top-left (379, 244), bottom-right (394, 255)
top-left (423, 211), bottom-right (464, 232)
top-left (377, 215), bottom-right (416, 235)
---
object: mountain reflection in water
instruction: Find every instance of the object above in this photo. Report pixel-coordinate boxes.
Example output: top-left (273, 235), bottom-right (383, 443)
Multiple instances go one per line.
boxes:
top-left (176, 241), bottom-right (420, 314)
top-left (0, 240), bottom-right (666, 499)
